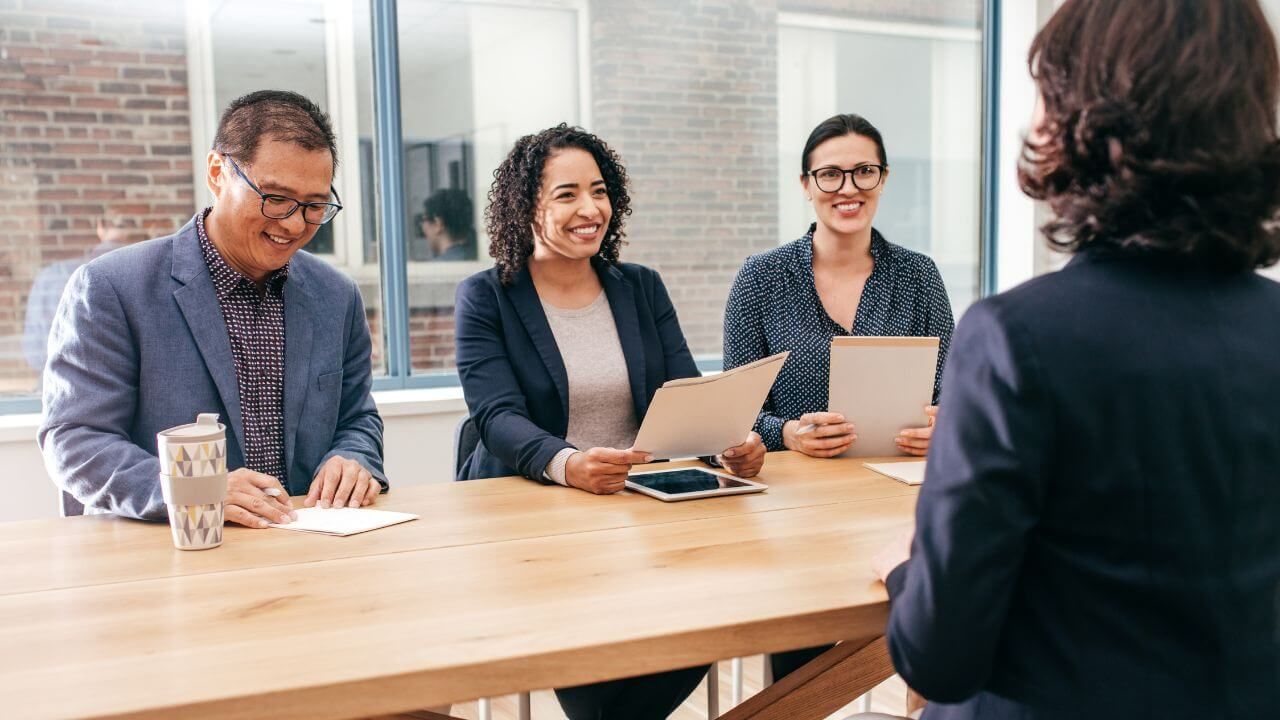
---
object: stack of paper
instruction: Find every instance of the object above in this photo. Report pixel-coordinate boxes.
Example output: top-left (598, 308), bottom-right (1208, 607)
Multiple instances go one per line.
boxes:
top-left (269, 507), bottom-right (418, 536)
top-left (863, 460), bottom-right (928, 486)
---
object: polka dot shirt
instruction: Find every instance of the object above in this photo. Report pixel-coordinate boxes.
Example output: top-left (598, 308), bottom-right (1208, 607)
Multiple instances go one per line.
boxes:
top-left (196, 209), bottom-right (289, 486)
top-left (723, 224), bottom-right (955, 451)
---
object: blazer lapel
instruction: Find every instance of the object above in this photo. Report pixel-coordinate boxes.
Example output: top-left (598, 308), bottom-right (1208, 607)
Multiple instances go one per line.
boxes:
top-left (506, 268), bottom-right (570, 428)
top-left (599, 264), bottom-right (648, 422)
top-left (282, 269), bottom-right (314, 490)
top-left (170, 221), bottom-right (245, 456)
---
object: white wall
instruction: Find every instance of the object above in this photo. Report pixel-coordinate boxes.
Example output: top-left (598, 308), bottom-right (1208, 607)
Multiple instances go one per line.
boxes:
top-left (0, 392), bottom-right (466, 524)
top-left (776, 25), bottom-right (836, 246)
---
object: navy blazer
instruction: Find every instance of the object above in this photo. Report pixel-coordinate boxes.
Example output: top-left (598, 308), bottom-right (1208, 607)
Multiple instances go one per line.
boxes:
top-left (885, 250), bottom-right (1280, 719)
top-left (454, 260), bottom-right (699, 481)
top-left (38, 218), bottom-right (386, 520)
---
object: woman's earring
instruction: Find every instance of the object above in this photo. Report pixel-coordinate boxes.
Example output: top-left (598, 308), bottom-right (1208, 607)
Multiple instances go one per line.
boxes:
top-left (804, 195), bottom-right (812, 201)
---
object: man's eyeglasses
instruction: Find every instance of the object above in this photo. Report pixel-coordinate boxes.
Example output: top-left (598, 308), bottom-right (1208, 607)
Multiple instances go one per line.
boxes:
top-left (807, 164), bottom-right (887, 193)
top-left (223, 155), bottom-right (343, 225)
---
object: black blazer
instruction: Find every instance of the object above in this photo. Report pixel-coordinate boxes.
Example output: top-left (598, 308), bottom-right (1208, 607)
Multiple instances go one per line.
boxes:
top-left (454, 260), bottom-right (699, 481)
top-left (886, 250), bottom-right (1280, 719)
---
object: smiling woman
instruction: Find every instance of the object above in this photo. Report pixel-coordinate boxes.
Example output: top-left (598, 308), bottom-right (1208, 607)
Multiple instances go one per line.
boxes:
top-left (483, 124), bottom-right (632, 286)
top-left (452, 123), bottom-right (769, 719)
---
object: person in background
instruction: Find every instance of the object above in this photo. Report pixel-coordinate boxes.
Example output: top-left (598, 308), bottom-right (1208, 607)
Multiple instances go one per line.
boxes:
top-left (39, 90), bottom-right (385, 524)
top-left (454, 123), bottom-right (766, 719)
top-left (419, 187), bottom-right (477, 261)
top-left (723, 113), bottom-right (955, 683)
top-left (871, 1), bottom-right (1280, 717)
top-left (23, 214), bottom-right (142, 378)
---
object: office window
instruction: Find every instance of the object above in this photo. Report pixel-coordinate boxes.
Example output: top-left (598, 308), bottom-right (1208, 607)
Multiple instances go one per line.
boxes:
top-left (1, 0), bottom-right (196, 409)
top-left (387, 0), bottom-right (985, 376)
top-left (194, 0), bottom-right (385, 373)
top-left (0, 0), bottom-right (988, 411)
top-left (779, 15), bottom-right (982, 314)
top-left (393, 0), bottom-right (584, 373)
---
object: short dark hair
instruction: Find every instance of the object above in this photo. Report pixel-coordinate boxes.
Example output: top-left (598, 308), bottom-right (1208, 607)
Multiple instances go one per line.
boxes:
top-left (423, 188), bottom-right (474, 243)
top-left (1019, 0), bottom-right (1280, 272)
top-left (800, 113), bottom-right (888, 175)
top-left (485, 124), bottom-right (632, 284)
top-left (212, 90), bottom-right (338, 170)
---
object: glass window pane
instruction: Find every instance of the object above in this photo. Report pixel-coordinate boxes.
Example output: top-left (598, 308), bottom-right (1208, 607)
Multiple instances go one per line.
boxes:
top-left (0, 0), bottom-right (385, 410)
top-left (204, 0), bottom-right (385, 375)
top-left (394, 0), bottom-right (984, 379)
top-left (779, 19), bottom-right (982, 316)
top-left (1, 0), bottom-right (196, 406)
top-left (398, 0), bottom-right (580, 374)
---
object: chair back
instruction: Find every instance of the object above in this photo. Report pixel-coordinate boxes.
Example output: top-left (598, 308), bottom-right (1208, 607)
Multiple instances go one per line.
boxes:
top-left (452, 415), bottom-right (480, 481)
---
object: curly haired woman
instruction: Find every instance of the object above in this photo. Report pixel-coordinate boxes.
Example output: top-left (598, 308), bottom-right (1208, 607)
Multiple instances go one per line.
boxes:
top-left (453, 124), bottom-right (765, 719)
top-left (869, 1), bottom-right (1280, 718)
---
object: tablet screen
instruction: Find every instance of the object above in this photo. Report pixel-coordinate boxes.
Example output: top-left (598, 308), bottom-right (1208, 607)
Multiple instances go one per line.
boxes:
top-left (628, 468), bottom-right (754, 495)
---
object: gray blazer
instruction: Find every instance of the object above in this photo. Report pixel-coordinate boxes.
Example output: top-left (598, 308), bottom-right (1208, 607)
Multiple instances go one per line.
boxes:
top-left (38, 218), bottom-right (386, 520)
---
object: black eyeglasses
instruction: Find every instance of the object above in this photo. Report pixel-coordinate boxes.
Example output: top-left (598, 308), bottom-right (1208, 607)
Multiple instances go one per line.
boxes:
top-left (807, 164), bottom-right (887, 193)
top-left (223, 155), bottom-right (343, 225)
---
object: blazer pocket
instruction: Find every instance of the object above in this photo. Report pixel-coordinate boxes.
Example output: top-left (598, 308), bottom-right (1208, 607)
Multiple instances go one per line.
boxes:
top-left (316, 369), bottom-right (343, 393)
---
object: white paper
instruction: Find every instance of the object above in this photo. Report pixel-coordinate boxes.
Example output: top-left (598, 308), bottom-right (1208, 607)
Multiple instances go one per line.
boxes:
top-left (863, 460), bottom-right (927, 486)
top-left (269, 507), bottom-right (418, 536)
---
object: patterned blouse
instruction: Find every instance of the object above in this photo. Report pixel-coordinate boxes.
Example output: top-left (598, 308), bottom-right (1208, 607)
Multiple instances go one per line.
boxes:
top-left (723, 224), bottom-right (955, 451)
top-left (196, 209), bottom-right (290, 485)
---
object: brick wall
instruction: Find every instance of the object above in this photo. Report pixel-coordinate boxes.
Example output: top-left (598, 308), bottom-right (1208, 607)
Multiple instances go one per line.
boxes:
top-left (0, 0), bottom-right (193, 394)
top-left (590, 0), bottom-right (782, 359)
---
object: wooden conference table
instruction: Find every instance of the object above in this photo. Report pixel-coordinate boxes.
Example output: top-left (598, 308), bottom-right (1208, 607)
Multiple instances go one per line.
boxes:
top-left (0, 452), bottom-right (919, 720)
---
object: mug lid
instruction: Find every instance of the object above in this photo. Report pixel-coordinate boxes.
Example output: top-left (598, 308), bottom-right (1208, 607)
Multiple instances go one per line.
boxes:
top-left (159, 413), bottom-right (225, 440)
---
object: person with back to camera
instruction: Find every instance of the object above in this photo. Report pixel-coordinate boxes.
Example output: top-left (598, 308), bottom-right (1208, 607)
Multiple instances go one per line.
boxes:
top-left (867, 1), bottom-right (1280, 718)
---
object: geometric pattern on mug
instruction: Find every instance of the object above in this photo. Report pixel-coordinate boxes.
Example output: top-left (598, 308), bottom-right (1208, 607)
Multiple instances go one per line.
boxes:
top-left (168, 502), bottom-right (224, 548)
top-left (166, 441), bottom-right (227, 477)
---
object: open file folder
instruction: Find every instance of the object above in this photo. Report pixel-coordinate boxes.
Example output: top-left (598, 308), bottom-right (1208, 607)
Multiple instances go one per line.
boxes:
top-left (632, 352), bottom-right (789, 461)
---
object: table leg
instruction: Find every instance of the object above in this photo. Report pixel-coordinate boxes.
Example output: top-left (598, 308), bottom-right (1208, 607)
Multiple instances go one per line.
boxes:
top-left (717, 636), bottom-right (893, 720)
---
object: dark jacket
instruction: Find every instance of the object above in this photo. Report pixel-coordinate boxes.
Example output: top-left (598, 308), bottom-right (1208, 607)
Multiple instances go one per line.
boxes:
top-left (454, 260), bottom-right (698, 481)
top-left (886, 249), bottom-right (1280, 719)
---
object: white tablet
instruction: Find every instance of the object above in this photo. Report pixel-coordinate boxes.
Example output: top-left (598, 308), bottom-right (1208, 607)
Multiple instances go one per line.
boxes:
top-left (625, 467), bottom-right (767, 502)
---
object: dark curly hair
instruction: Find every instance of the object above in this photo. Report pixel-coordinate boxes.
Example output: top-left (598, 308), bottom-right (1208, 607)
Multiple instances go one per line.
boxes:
top-left (1018, 0), bottom-right (1280, 273)
top-left (485, 124), bottom-right (632, 284)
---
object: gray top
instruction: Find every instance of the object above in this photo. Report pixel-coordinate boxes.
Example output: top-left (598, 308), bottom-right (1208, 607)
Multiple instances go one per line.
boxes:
top-left (540, 291), bottom-right (638, 484)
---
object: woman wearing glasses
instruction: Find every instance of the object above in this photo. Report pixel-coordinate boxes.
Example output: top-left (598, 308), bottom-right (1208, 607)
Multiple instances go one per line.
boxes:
top-left (722, 114), bottom-right (954, 681)
top-left (724, 114), bottom-right (954, 461)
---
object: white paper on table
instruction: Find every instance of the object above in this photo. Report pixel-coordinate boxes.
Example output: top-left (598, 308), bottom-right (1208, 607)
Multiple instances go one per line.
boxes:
top-left (269, 507), bottom-right (418, 536)
top-left (863, 460), bottom-right (927, 486)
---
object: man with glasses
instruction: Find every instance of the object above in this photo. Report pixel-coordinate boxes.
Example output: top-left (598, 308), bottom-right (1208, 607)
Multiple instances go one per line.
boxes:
top-left (39, 90), bottom-right (386, 525)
